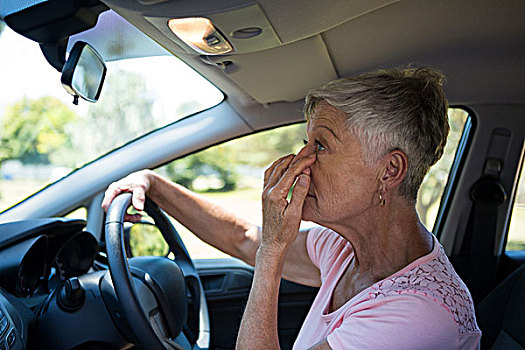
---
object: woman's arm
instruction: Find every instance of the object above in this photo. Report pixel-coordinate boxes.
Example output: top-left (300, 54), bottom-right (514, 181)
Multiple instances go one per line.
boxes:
top-left (147, 171), bottom-right (261, 262)
top-left (101, 169), bottom-right (321, 286)
top-left (102, 169), bottom-right (260, 261)
top-left (236, 248), bottom-right (284, 349)
top-left (237, 248), bottom-right (328, 350)
top-left (236, 151), bottom-right (317, 349)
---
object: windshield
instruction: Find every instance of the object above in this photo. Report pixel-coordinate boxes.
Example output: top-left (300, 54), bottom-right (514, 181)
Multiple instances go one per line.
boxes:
top-left (0, 22), bottom-right (223, 213)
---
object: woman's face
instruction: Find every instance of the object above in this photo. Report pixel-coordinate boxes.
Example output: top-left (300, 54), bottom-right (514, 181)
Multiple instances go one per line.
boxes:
top-left (301, 101), bottom-right (381, 226)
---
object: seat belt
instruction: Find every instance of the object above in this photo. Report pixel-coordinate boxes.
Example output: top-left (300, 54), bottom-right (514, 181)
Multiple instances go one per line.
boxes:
top-left (467, 128), bottom-right (509, 304)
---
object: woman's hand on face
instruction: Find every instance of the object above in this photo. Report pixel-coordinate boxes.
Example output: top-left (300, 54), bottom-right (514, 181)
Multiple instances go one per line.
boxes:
top-left (101, 170), bottom-right (153, 222)
top-left (261, 151), bottom-right (316, 256)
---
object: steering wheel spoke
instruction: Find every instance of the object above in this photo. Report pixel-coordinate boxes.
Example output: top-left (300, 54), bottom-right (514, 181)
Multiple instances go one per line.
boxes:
top-left (132, 275), bottom-right (160, 315)
top-left (149, 312), bottom-right (186, 350)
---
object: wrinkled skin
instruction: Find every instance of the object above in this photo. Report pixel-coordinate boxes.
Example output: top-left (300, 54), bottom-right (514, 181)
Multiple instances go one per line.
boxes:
top-left (302, 102), bottom-right (382, 227)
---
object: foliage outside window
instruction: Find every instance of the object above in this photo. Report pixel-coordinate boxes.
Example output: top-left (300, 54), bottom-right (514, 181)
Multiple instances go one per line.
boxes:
top-left (128, 223), bottom-right (170, 257)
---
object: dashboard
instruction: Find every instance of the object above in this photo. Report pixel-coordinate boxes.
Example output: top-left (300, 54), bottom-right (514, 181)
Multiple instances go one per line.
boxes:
top-left (0, 219), bottom-right (97, 298)
top-left (0, 218), bottom-right (103, 349)
top-left (0, 217), bottom-right (187, 349)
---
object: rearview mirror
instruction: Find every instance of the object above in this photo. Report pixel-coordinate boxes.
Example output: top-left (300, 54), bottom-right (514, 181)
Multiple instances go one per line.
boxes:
top-left (61, 41), bottom-right (106, 104)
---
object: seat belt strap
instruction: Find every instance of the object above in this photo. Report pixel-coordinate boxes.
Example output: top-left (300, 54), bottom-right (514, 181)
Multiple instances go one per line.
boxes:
top-left (467, 128), bottom-right (510, 303)
top-left (469, 176), bottom-right (506, 303)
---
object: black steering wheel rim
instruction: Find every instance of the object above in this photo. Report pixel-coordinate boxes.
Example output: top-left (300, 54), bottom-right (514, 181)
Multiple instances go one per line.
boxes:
top-left (105, 192), bottom-right (210, 349)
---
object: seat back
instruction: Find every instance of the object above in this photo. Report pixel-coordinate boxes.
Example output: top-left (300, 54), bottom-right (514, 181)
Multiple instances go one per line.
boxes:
top-left (476, 263), bottom-right (525, 349)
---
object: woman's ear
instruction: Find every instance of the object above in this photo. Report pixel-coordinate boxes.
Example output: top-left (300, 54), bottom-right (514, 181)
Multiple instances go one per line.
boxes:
top-left (380, 149), bottom-right (408, 190)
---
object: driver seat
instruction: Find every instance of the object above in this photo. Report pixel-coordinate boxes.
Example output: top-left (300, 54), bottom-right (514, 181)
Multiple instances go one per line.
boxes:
top-left (476, 263), bottom-right (525, 349)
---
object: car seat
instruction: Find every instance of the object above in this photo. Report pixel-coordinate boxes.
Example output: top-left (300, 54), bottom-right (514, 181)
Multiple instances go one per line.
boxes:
top-left (476, 262), bottom-right (525, 349)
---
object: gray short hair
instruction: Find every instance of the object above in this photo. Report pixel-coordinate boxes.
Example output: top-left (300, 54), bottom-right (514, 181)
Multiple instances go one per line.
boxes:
top-left (304, 67), bottom-right (450, 202)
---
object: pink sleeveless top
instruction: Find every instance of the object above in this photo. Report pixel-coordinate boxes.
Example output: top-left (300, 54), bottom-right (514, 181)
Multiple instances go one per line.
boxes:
top-left (292, 226), bottom-right (481, 350)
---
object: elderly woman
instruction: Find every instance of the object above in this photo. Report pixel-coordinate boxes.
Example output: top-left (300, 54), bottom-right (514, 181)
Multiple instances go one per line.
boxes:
top-left (103, 68), bottom-right (481, 349)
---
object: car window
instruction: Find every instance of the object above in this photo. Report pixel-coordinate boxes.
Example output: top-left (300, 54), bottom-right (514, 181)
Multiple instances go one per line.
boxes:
top-left (155, 124), bottom-right (305, 259)
top-left (506, 157), bottom-right (525, 251)
top-left (418, 108), bottom-right (470, 229)
top-left (65, 207), bottom-right (88, 221)
top-left (0, 24), bottom-right (223, 213)
top-left (156, 108), bottom-right (468, 259)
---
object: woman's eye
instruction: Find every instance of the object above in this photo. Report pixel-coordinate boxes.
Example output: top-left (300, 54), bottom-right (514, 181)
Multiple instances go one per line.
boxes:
top-left (315, 140), bottom-right (326, 152)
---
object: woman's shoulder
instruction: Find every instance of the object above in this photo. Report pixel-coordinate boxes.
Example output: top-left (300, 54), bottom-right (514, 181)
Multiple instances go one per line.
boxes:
top-left (367, 243), bottom-right (479, 335)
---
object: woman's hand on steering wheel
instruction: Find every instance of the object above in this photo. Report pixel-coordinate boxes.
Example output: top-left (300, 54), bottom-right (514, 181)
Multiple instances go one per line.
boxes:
top-left (102, 170), bottom-right (154, 222)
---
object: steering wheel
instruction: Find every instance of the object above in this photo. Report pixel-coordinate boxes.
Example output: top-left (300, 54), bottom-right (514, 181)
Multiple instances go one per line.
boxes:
top-left (105, 193), bottom-right (210, 349)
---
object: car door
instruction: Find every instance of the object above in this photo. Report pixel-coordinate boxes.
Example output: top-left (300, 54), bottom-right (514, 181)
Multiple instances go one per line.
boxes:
top-left (195, 259), bottom-right (318, 350)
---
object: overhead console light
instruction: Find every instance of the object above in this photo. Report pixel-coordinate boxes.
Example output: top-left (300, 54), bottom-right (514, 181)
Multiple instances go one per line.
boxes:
top-left (168, 17), bottom-right (233, 55)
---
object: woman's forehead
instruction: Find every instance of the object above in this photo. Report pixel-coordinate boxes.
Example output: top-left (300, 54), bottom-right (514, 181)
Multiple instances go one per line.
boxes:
top-left (307, 102), bottom-right (347, 132)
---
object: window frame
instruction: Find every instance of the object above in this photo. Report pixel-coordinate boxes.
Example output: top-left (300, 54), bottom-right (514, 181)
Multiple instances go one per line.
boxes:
top-left (433, 107), bottom-right (476, 238)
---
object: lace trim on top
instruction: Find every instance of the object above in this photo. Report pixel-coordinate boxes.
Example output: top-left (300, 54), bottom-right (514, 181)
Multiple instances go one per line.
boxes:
top-left (368, 245), bottom-right (478, 335)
